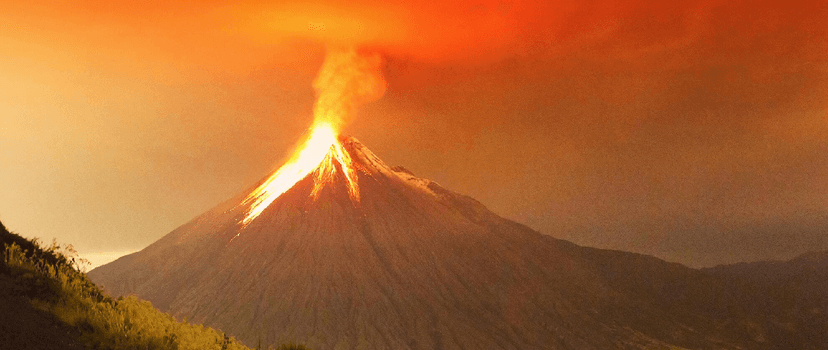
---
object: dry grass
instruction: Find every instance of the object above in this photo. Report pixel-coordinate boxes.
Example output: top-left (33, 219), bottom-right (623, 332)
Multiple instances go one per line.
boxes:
top-left (1, 223), bottom-right (307, 350)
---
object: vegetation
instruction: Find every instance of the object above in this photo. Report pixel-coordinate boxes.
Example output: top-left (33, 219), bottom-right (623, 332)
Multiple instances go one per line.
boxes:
top-left (0, 220), bottom-right (306, 350)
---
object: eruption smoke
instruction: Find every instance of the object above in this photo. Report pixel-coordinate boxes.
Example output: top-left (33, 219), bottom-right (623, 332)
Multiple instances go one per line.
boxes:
top-left (312, 48), bottom-right (386, 131)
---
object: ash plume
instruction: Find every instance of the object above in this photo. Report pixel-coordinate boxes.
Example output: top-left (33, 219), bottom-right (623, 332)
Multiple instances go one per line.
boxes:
top-left (311, 48), bottom-right (386, 130)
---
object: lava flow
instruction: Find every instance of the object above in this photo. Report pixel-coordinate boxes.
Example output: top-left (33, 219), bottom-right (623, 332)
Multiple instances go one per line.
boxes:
top-left (240, 122), bottom-right (358, 226)
top-left (239, 48), bottom-right (385, 226)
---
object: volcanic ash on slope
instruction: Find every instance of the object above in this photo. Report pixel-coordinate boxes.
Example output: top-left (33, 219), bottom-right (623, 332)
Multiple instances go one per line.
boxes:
top-left (90, 137), bottom-right (794, 350)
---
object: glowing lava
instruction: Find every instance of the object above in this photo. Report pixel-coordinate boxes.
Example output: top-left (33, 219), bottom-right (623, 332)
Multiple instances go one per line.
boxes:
top-left (238, 48), bottom-right (384, 227)
top-left (240, 122), bottom-right (358, 226)
top-left (311, 135), bottom-right (360, 203)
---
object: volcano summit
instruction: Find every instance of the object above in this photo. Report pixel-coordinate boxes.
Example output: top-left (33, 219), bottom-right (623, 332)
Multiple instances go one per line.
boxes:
top-left (89, 137), bottom-right (828, 350)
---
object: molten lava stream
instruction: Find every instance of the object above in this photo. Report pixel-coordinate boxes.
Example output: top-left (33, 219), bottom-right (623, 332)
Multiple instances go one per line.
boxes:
top-left (239, 122), bottom-right (359, 226)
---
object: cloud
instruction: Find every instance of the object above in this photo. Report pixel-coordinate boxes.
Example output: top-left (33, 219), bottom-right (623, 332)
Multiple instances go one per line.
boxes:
top-left (8, 0), bottom-right (826, 70)
top-left (238, 0), bottom-right (825, 66)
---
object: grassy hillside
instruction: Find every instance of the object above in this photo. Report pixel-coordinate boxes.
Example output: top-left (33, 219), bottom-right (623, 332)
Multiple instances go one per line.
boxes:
top-left (0, 220), bottom-right (306, 350)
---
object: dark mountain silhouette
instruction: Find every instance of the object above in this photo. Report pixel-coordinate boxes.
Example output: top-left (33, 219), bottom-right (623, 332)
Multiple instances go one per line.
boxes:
top-left (89, 137), bottom-right (828, 349)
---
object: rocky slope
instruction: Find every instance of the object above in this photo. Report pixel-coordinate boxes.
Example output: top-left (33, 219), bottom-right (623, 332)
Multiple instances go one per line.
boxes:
top-left (89, 138), bottom-right (828, 350)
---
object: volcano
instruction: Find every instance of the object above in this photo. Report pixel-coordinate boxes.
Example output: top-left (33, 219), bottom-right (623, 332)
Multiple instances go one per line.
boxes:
top-left (89, 137), bottom-right (828, 350)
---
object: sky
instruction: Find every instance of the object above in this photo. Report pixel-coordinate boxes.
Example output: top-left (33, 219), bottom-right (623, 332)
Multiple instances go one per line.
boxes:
top-left (1, 0), bottom-right (827, 268)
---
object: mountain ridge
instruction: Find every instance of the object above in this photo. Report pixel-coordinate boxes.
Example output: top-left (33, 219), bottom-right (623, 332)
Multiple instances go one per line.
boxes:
top-left (90, 138), bottom-right (828, 350)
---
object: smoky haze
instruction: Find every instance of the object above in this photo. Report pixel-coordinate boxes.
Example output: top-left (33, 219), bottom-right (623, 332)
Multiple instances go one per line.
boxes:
top-left (312, 48), bottom-right (386, 130)
top-left (0, 0), bottom-right (826, 267)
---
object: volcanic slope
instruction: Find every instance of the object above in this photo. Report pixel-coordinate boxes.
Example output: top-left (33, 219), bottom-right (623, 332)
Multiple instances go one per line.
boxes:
top-left (89, 138), bottom-right (828, 350)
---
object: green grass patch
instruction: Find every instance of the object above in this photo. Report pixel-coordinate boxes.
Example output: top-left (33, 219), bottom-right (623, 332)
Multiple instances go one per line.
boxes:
top-left (1, 221), bottom-right (307, 350)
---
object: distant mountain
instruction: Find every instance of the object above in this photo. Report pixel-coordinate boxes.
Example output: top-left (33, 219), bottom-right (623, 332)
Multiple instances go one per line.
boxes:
top-left (558, 242), bottom-right (828, 349)
top-left (89, 137), bottom-right (828, 349)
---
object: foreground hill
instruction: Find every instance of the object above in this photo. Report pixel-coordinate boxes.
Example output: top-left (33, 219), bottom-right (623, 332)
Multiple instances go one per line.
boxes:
top-left (0, 220), bottom-right (283, 350)
top-left (89, 137), bottom-right (828, 350)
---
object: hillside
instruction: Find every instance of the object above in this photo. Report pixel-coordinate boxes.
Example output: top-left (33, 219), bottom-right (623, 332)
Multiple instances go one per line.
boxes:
top-left (556, 240), bottom-right (828, 349)
top-left (88, 137), bottom-right (828, 350)
top-left (0, 220), bottom-right (305, 350)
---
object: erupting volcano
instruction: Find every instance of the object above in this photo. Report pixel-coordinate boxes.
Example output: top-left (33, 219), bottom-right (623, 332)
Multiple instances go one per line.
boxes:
top-left (88, 133), bottom-right (828, 349)
top-left (241, 47), bottom-right (383, 226)
top-left (88, 49), bottom-right (828, 350)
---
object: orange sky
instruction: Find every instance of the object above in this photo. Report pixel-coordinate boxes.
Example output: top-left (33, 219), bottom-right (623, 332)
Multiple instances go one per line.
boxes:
top-left (2, 0), bottom-right (827, 267)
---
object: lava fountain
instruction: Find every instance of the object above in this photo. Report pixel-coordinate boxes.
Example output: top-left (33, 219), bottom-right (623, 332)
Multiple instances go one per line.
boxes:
top-left (240, 48), bottom-right (386, 226)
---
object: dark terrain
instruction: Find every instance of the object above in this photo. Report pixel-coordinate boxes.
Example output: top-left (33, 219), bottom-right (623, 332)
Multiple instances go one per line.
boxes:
top-left (0, 221), bottom-right (87, 350)
top-left (0, 220), bottom-right (257, 350)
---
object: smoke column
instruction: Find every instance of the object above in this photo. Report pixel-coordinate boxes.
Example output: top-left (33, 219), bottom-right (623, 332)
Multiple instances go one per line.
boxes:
top-left (311, 48), bottom-right (387, 131)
